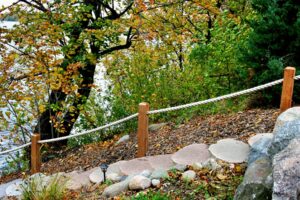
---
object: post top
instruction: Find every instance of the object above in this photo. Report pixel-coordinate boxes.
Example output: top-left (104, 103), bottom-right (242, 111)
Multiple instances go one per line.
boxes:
top-left (139, 102), bottom-right (149, 106)
top-left (285, 66), bottom-right (295, 71)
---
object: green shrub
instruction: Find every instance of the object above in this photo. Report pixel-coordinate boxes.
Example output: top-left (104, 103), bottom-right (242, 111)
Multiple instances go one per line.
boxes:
top-left (21, 175), bottom-right (67, 200)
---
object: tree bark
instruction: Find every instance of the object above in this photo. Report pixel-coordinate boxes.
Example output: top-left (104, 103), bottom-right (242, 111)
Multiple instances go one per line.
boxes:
top-left (34, 63), bottom-right (96, 144)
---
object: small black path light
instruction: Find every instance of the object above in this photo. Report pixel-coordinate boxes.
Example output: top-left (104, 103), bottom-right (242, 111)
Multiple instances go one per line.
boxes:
top-left (100, 163), bottom-right (108, 182)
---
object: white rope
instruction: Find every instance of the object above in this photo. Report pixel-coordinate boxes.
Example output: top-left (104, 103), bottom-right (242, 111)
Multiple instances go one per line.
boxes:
top-left (0, 143), bottom-right (31, 155)
top-left (38, 113), bottom-right (138, 144)
top-left (1, 74), bottom-right (300, 152)
top-left (148, 76), bottom-right (300, 114)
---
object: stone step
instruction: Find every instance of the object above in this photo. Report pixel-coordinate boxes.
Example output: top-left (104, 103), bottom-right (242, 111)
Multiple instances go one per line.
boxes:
top-left (171, 143), bottom-right (211, 166)
top-left (119, 158), bottom-right (154, 176)
top-left (147, 154), bottom-right (175, 170)
top-left (209, 138), bottom-right (249, 163)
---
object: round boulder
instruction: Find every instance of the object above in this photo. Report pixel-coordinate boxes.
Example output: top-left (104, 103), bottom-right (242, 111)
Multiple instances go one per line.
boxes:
top-left (182, 170), bottom-right (196, 182)
top-left (275, 107), bottom-right (300, 125)
top-left (209, 138), bottom-right (249, 163)
top-left (248, 133), bottom-right (273, 147)
top-left (128, 175), bottom-right (151, 190)
top-left (89, 168), bottom-right (104, 184)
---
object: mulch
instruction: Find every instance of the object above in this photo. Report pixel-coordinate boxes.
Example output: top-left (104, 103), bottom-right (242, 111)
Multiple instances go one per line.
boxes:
top-left (0, 108), bottom-right (279, 184)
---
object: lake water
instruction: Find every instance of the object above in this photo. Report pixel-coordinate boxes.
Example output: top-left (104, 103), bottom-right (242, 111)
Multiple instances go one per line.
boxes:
top-left (0, 21), bottom-right (109, 174)
top-left (0, 21), bottom-right (20, 174)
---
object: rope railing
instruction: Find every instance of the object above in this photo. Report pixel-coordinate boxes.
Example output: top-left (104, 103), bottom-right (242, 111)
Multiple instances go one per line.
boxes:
top-left (0, 143), bottom-right (31, 155)
top-left (0, 67), bottom-right (298, 174)
top-left (38, 113), bottom-right (138, 144)
top-left (0, 113), bottom-right (138, 154)
top-left (148, 77), bottom-right (287, 114)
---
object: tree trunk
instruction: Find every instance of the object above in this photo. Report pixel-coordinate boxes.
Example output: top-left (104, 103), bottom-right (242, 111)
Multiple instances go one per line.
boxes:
top-left (34, 63), bottom-right (96, 145)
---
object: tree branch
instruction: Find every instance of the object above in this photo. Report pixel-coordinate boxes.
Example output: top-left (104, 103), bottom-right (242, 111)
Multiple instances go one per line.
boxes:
top-left (0, 0), bottom-right (21, 13)
top-left (99, 27), bottom-right (133, 55)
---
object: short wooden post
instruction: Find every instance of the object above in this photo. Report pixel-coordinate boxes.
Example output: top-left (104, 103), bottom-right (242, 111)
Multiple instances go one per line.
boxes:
top-left (137, 102), bottom-right (149, 157)
top-left (280, 67), bottom-right (296, 113)
top-left (31, 134), bottom-right (41, 174)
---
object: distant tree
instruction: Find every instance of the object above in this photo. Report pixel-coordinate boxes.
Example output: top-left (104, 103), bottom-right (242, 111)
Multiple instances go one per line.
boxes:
top-left (241, 0), bottom-right (300, 105)
top-left (0, 0), bottom-right (203, 146)
top-left (0, 0), bottom-right (142, 143)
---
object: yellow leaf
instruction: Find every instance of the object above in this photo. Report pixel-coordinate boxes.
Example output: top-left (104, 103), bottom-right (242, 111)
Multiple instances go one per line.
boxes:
top-left (216, 173), bottom-right (227, 180)
top-left (39, 105), bottom-right (46, 113)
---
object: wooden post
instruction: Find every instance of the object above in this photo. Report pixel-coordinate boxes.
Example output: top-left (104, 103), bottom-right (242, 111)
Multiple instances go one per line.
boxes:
top-left (31, 134), bottom-right (41, 174)
top-left (137, 102), bottom-right (149, 157)
top-left (280, 67), bottom-right (296, 113)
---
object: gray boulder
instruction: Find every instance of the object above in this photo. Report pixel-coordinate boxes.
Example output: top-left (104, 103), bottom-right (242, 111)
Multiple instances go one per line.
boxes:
top-left (274, 107), bottom-right (300, 125)
top-left (116, 135), bottom-right (130, 144)
top-left (128, 175), bottom-right (151, 190)
top-left (150, 169), bottom-right (169, 179)
top-left (102, 180), bottom-right (129, 198)
top-left (248, 137), bottom-right (272, 164)
top-left (248, 133), bottom-right (273, 147)
top-left (5, 180), bottom-right (24, 198)
top-left (272, 138), bottom-right (300, 200)
top-left (102, 175), bottom-right (134, 198)
top-left (0, 179), bottom-right (22, 198)
top-left (234, 157), bottom-right (272, 200)
top-left (107, 173), bottom-right (122, 182)
top-left (182, 170), bottom-right (196, 182)
top-left (268, 120), bottom-right (300, 156)
top-left (192, 158), bottom-right (221, 170)
top-left (151, 179), bottom-right (160, 187)
top-left (169, 164), bottom-right (187, 172)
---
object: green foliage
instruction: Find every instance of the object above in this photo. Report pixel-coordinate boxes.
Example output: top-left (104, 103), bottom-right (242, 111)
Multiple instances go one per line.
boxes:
top-left (189, 11), bottom-right (249, 96)
top-left (96, 4), bottom-right (251, 127)
top-left (68, 88), bottom-right (136, 147)
top-left (21, 175), bottom-right (67, 200)
top-left (130, 191), bottom-right (170, 200)
top-left (1, 151), bottom-right (29, 176)
top-left (241, 0), bottom-right (300, 105)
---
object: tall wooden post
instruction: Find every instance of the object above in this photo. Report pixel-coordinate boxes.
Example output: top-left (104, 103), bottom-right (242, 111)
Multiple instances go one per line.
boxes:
top-left (137, 102), bottom-right (149, 157)
top-left (280, 67), bottom-right (295, 113)
top-left (31, 134), bottom-right (41, 174)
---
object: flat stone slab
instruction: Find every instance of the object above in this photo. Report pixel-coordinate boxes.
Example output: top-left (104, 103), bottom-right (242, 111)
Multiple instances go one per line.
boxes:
top-left (209, 138), bottom-right (250, 163)
top-left (119, 158), bottom-right (154, 176)
top-left (171, 143), bottom-right (211, 165)
top-left (0, 179), bottom-right (22, 198)
top-left (248, 133), bottom-right (273, 147)
top-left (147, 154), bottom-right (175, 170)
